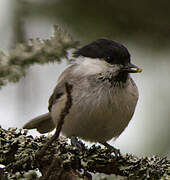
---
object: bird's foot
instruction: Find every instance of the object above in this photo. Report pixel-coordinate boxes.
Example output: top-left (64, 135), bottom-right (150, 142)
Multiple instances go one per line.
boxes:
top-left (100, 142), bottom-right (121, 158)
top-left (71, 137), bottom-right (85, 150)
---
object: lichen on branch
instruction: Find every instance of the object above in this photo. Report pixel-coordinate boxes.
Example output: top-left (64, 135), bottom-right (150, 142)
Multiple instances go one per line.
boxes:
top-left (0, 127), bottom-right (169, 180)
top-left (0, 25), bottom-right (78, 87)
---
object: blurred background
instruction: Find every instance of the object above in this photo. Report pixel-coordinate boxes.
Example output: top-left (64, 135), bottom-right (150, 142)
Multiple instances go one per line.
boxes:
top-left (0, 0), bottom-right (169, 157)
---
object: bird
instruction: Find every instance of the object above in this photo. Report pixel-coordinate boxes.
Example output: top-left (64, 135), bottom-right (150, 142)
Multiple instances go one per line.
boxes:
top-left (23, 38), bottom-right (142, 156)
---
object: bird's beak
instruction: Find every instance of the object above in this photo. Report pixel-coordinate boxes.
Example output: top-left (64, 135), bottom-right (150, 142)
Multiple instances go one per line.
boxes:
top-left (122, 63), bottom-right (142, 73)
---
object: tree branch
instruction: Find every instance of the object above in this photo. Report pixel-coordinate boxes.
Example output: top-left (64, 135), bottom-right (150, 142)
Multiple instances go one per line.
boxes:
top-left (36, 82), bottom-right (73, 180)
top-left (0, 25), bottom-right (78, 88)
top-left (0, 126), bottom-right (169, 179)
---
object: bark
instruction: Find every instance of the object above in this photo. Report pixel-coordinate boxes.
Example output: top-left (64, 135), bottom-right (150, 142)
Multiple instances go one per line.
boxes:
top-left (0, 127), bottom-right (169, 179)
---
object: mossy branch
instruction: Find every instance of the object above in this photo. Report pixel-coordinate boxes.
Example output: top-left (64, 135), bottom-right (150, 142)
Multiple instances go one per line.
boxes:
top-left (0, 127), bottom-right (169, 179)
top-left (0, 25), bottom-right (78, 87)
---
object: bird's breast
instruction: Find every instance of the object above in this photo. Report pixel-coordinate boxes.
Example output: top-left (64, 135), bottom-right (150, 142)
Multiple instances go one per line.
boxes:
top-left (52, 78), bottom-right (139, 142)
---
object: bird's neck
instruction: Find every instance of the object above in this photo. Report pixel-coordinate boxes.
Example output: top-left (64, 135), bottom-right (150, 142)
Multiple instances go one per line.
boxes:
top-left (97, 71), bottom-right (129, 87)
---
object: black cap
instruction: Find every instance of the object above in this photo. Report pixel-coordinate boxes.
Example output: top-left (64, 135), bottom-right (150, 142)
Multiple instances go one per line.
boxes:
top-left (74, 38), bottom-right (131, 65)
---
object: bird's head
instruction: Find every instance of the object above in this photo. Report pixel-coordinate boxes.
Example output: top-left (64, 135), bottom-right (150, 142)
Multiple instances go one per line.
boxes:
top-left (74, 38), bottom-right (142, 79)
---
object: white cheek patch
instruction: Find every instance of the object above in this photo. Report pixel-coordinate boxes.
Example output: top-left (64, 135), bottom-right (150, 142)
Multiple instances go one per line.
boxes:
top-left (73, 57), bottom-right (109, 75)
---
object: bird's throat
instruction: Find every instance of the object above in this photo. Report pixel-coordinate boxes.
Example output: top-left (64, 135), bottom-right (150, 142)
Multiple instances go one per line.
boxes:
top-left (114, 72), bottom-right (129, 83)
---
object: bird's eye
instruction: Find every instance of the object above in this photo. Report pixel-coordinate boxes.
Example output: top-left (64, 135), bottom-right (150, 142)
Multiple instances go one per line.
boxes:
top-left (106, 56), bottom-right (111, 61)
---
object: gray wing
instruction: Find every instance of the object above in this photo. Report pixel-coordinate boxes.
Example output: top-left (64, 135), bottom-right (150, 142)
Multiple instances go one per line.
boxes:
top-left (48, 64), bottom-right (77, 111)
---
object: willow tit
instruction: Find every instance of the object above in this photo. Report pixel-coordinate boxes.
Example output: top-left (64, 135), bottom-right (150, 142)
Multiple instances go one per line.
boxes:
top-left (23, 38), bottom-right (142, 153)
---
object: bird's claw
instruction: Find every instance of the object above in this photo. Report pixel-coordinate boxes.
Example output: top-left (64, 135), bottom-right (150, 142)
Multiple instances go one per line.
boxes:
top-left (100, 142), bottom-right (122, 158)
top-left (71, 137), bottom-right (85, 150)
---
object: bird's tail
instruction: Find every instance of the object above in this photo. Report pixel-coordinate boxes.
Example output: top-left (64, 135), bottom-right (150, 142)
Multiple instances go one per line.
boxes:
top-left (23, 112), bottom-right (55, 134)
